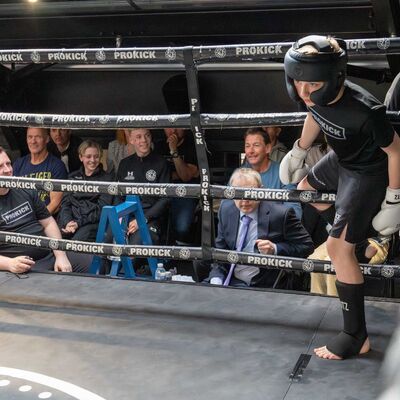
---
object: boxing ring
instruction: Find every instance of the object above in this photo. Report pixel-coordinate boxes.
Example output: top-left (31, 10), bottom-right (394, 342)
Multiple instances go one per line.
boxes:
top-left (0, 271), bottom-right (398, 400)
top-left (0, 38), bottom-right (400, 398)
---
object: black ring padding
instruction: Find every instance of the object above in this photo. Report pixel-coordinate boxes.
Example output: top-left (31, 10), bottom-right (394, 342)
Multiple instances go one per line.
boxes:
top-left (0, 231), bottom-right (203, 261)
top-left (0, 38), bottom-right (399, 65)
top-left (212, 249), bottom-right (400, 279)
top-left (183, 46), bottom-right (214, 261)
top-left (0, 231), bottom-right (397, 278)
top-left (211, 186), bottom-right (336, 203)
top-left (0, 112), bottom-right (191, 129)
top-left (0, 47), bottom-right (186, 65)
top-left (0, 176), bottom-right (201, 198)
top-left (0, 176), bottom-right (337, 203)
top-left (1, 111), bottom-right (400, 130)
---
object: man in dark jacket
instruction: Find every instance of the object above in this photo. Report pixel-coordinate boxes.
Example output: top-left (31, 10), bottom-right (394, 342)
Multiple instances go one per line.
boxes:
top-left (48, 128), bottom-right (82, 173)
top-left (117, 128), bottom-right (170, 245)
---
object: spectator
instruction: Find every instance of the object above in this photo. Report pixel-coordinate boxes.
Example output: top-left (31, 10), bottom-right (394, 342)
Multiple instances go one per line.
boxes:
top-left (13, 127), bottom-right (67, 215)
top-left (58, 140), bottom-right (114, 241)
top-left (107, 129), bottom-right (136, 174)
top-left (48, 128), bottom-right (82, 173)
top-left (242, 127), bottom-right (302, 219)
top-left (263, 126), bottom-right (288, 163)
top-left (0, 147), bottom-right (91, 273)
top-left (194, 168), bottom-right (314, 286)
top-left (117, 128), bottom-right (170, 247)
top-left (154, 128), bottom-right (199, 244)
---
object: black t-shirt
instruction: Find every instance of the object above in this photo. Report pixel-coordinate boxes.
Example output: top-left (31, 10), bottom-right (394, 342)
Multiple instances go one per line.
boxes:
top-left (309, 80), bottom-right (395, 173)
top-left (117, 151), bottom-right (170, 221)
top-left (154, 133), bottom-right (199, 183)
top-left (0, 189), bottom-right (51, 259)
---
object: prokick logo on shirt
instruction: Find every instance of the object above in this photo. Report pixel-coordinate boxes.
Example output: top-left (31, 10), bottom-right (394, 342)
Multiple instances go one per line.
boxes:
top-left (2, 202), bottom-right (33, 225)
top-left (310, 109), bottom-right (346, 140)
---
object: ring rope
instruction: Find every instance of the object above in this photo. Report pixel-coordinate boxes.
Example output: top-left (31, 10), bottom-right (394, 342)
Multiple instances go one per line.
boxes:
top-left (0, 176), bottom-right (336, 203)
top-left (0, 231), bottom-right (397, 279)
top-left (0, 37), bottom-right (399, 65)
top-left (0, 111), bottom-right (399, 130)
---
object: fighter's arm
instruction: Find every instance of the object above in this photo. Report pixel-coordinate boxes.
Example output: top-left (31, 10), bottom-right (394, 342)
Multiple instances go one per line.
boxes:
top-left (381, 132), bottom-right (400, 189)
top-left (372, 132), bottom-right (400, 235)
top-left (39, 216), bottom-right (72, 272)
top-left (298, 112), bottom-right (321, 149)
top-left (279, 112), bottom-right (321, 185)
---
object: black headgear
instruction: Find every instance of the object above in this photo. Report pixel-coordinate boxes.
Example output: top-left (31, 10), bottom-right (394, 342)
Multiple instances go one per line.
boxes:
top-left (284, 35), bottom-right (348, 106)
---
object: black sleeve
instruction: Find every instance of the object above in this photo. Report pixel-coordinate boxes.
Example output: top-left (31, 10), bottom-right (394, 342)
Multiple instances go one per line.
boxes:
top-left (368, 105), bottom-right (395, 148)
top-left (143, 159), bottom-right (171, 221)
top-left (215, 203), bottom-right (228, 250)
top-left (57, 193), bottom-right (73, 227)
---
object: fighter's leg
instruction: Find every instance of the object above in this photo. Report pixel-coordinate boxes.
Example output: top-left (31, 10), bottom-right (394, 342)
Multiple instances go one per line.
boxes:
top-left (314, 225), bottom-right (370, 360)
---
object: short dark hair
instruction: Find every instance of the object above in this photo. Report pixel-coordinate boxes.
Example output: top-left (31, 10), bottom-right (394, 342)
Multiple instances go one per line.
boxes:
top-left (244, 127), bottom-right (271, 145)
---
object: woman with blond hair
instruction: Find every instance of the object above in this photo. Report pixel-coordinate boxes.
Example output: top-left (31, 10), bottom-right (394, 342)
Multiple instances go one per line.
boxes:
top-left (58, 140), bottom-right (113, 241)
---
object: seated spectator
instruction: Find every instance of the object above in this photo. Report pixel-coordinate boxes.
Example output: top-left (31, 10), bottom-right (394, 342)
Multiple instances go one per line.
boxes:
top-left (263, 126), bottom-right (288, 163)
top-left (117, 128), bottom-right (170, 247)
top-left (242, 127), bottom-right (302, 219)
top-left (194, 168), bottom-right (314, 287)
top-left (48, 128), bottom-right (82, 173)
top-left (13, 127), bottom-right (67, 215)
top-left (107, 129), bottom-right (136, 174)
top-left (58, 140), bottom-right (114, 241)
top-left (0, 147), bottom-right (91, 274)
top-left (154, 128), bottom-right (199, 244)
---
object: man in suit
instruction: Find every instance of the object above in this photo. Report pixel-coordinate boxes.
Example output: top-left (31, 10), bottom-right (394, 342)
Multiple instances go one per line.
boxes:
top-left (195, 168), bottom-right (314, 287)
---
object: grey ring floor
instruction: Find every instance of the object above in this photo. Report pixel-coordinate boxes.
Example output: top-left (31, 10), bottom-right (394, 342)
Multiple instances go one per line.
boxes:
top-left (0, 272), bottom-right (398, 400)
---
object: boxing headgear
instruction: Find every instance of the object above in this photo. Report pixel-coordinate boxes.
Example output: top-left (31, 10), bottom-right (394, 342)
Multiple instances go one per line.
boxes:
top-left (284, 35), bottom-right (348, 106)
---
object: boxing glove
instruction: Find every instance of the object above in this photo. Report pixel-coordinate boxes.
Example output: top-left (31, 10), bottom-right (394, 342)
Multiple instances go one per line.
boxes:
top-left (372, 187), bottom-right (400, 236)
top-left (279, 139), bottom-right (310, 185)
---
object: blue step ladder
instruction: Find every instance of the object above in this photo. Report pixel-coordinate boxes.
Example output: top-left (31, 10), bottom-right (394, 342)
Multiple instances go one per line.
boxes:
top-left (89, 195), bottom-right (158, 278)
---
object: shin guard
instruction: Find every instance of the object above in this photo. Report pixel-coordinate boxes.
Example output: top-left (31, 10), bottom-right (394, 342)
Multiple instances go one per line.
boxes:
top-left (326, 280), bottom-right (368, 359)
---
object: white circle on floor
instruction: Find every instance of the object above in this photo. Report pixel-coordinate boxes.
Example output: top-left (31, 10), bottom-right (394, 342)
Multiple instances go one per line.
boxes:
top-left (0, 367), bottom-right (106, 399)
top-left (38, 392), bottom-right (52, 399)
top-left (19, 385), bottom-right (32, 392)
top-left (0, 380), bottom-right (10, 387)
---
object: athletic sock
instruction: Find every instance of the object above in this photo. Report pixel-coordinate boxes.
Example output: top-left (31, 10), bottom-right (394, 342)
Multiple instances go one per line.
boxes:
top-left (326, 280), bottom-right (368, 359)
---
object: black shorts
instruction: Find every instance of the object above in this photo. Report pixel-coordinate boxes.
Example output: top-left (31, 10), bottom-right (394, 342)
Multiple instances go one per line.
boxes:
top-left (307, 151), bottom-right (388, 243)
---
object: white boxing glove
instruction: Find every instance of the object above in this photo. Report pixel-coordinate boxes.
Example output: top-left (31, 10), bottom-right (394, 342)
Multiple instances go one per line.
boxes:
top-left (279, 139), bottom-right (310, 185)
top-left (372, 187), bottom-right (400, 236)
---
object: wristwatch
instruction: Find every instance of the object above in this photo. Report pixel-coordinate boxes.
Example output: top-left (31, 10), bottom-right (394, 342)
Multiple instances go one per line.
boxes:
top-left (170, 150), bottom-right (179, 158)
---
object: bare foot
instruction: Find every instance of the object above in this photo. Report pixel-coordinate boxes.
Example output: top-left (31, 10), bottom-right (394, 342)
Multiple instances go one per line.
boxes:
top-left (313, 337), bottom-right (370, 360)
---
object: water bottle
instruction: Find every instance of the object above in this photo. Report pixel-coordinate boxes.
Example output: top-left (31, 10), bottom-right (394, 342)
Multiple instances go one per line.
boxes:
top-left (155, 262), bottom-right (166, 281)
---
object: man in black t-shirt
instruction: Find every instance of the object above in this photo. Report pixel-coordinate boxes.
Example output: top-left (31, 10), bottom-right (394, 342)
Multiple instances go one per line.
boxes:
top-left (281, 35), bottom-right (400, 360)
top-left (117, 128), bottom-right (170, 246)
top-left (0, 147), bottom-right (90, 273)
top-left (154, 128), bottom-right (199, 244)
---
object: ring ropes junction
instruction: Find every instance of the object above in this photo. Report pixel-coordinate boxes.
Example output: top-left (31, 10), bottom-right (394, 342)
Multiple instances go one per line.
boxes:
top-left (0, 37), bottom-right (400, 281)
